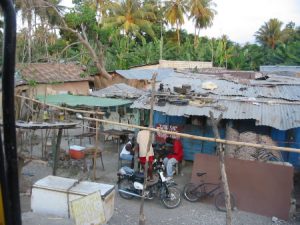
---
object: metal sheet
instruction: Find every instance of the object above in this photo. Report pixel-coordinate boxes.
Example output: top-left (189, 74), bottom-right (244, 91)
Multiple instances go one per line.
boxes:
top-left (91, 83), bottom-right (146, 99)
top-left (132, 71), bottom-right (300, 130)
top-left (131, 95), bottom-right (300, 130)
top-left (192, 154), bottom-right (294, 220)
top-left (160, 75), bottom-right (300, 100)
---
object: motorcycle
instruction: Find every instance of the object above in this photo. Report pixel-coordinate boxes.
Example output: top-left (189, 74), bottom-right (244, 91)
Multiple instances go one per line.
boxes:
top-left (117, 160), bottom-right (181, 209)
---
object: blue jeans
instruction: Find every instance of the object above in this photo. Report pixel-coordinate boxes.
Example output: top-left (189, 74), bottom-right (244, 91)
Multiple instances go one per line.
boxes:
top-left (163, 157), bottom-right (178, 177)
top-left (120, 154), bottom-right (133, 161)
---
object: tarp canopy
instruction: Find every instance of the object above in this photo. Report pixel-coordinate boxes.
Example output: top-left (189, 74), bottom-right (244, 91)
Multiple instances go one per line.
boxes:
top-left (37, 94), bottom-right (132, 108)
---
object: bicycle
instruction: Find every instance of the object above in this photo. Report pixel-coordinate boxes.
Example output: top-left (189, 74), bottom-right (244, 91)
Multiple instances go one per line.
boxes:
top-left (183, 172), bottom-right (236, 212)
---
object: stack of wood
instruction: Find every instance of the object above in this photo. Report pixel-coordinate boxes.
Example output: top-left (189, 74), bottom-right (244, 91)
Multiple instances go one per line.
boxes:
top-left (225, 128), bottom-right (282, 162)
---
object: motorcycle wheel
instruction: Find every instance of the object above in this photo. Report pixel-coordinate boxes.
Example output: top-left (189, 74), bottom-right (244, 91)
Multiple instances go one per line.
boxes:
top-left (118, 179), bottom-right (134, 200)
top-left (160, 186), bottom-right (181, 209)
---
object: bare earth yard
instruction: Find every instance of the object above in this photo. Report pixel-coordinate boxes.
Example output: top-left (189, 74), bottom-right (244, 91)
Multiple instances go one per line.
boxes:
top-left (19, 128), bottom-right (299, 225)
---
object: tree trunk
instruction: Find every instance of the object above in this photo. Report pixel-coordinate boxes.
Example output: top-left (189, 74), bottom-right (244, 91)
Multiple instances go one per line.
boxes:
top-left (42, 21), bottom-right (49, 61)
top-left (139, 73), bottom-right (157, 225)
top-left (210, 40), bottom-right (214, 65)
top-left (197, 28), bottom-right (201, 49)
top-left (160, 20), bottom-right (163, 60)
top-left (194, 26), bottom-right (197, 48)
top-left (176, 23), bottom-right (180, 46)
top-left (44, 2), bottom-right (112, 80)
top-left (27, 13), bottom-right (32, 62)
top-left (225, 50), bottom-right (228, 69)
top-left (209, 111), bottom-right (232, 225)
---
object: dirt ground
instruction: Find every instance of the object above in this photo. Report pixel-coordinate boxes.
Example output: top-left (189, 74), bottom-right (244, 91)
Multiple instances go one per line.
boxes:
top-left (18, 126), bottom-right (300, 225)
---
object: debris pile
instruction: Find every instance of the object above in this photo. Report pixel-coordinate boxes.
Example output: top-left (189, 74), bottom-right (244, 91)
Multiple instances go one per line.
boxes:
top-left (225, 128), bottom-right (282, 162)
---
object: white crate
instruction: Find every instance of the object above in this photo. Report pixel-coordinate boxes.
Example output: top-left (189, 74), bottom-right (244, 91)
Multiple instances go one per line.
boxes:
top-left (31, 176), bottom-right (115, 222)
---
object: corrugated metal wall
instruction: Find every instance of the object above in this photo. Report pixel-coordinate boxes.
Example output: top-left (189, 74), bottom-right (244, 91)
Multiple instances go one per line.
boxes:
top-left (153, 111), bottom-right (300, 163)
top-left (271, 128), bottom-right (300, 169)
top-left (288, 128), bottom-right (300, 169)
top-left (271, 129), bottom-right (288, 161)
top-left (182, 125), bottom-right (225, 161)
top-left (153, 111), bottom-right (186, 126)
top-left (154, 111), bottom-right (227, 161)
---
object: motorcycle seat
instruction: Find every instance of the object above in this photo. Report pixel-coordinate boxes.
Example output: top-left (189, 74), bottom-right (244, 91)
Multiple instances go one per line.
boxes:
top-left (134, 172), bottom-right (144, 179)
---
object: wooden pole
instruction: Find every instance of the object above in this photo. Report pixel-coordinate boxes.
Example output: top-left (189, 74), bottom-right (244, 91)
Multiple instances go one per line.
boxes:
top-left (210, 112), bottom-right (232, 225)
top-left (139, 73), bottom-right (157, 225)
top-left (16, 94), bottom-right (300, 154)
top-left (52, 129), bottom-right (63, 176)
top-left (93, 120), bottom-right (99, 180)
top-left (81, 117), bottom-right (300, 154)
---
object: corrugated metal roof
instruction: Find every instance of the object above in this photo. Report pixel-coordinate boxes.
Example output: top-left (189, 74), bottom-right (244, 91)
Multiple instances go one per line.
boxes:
top-left (115, 68), bottom-right (174, 81)
top-left (159, 74), bottom-right (300, 101)
top-left (37, 94), bottom-right (132, 108)
top-left (131, 95), bottom-right (300, 130)
top-left (91, 83), bottom-right (147, 99)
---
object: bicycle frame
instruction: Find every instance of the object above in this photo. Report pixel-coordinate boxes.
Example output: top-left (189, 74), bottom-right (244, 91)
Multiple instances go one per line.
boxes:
top-left (202, 182), bottom-right (222, 196)
top-left (190, 182), bottom-right (222, 198)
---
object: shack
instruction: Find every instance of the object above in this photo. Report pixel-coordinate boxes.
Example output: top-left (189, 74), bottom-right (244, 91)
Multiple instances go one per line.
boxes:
top-left (15, 63), bottom-right (91, 96)
top-left (131, 69), bottom-right (300, 168)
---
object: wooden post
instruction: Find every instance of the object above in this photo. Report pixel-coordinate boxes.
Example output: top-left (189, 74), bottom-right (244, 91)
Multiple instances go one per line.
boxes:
top-left (209, 111), bottom-right (232, 225)
top-left (139, 73), bottom-right (157, 225)
top-left (93, 120), bottom-right (99, 180)
top-left (52, 128), bottom-right (63, 176)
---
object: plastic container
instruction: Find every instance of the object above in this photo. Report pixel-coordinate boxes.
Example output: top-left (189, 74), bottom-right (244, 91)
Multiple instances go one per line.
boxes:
top-left (69, 145), bottom-right (85, 159)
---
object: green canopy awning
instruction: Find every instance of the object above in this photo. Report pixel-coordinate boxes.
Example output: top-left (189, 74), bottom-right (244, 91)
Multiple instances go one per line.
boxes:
top-left (37, 94), bottom-right (132, 108)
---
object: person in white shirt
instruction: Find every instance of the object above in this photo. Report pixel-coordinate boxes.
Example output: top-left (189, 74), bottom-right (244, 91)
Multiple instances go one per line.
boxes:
top-left (135, 130), bottom-right (155, 181)
top-left (120, 139), bottom-right (134, 168)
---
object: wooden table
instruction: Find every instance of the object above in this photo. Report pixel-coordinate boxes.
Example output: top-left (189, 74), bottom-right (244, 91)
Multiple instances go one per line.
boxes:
top-left (16, 121), bottom-right (79, 175)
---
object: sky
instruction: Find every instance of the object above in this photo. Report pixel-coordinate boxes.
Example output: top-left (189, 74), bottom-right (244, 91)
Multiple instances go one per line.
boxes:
top-left (61, 0), bottom-right (300, 44)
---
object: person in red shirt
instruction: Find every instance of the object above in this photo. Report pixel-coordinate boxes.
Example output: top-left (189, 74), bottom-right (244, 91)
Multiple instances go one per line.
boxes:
top-left (163, 137), bottom-right (183, 179)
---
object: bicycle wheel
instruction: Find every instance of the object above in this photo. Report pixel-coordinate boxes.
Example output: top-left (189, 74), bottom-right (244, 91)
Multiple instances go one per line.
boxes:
top-left (118, 179), bottom-right (134, 199)
top-left (160, 186), bottom-right (181, 209)
top-left (183, 183), bottom-right (201, 202)
top-left (214, 192), bottom-right (236, 212)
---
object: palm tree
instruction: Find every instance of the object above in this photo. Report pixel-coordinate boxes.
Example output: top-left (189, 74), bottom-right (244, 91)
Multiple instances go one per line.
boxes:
top-left (34, 0), bottom-right (65, 61)
top-left (103, 0), bottom-right (156, 43)
top-left (15, 0), bottom-right (35, 62)
top-left (189, 0), bottom-right (216, 47)
top-left (164, 0), bottom-right (188, 46)
top-left (255, 18), bottom-right (283, 49)
top-left (15, 0), bottom-right (64, 62)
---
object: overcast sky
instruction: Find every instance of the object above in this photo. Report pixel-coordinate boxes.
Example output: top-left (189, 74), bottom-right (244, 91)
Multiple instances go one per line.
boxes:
top-left (61, 0), bottom-right (300, 44)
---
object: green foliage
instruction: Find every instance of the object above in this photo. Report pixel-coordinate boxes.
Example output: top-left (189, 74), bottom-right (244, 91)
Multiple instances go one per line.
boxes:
top-left (28, 79), bottom-right (38, 87)
top-left (15, 0), bottom-right (300, 74)
top-left (255, 18), bottom-right (284, 49)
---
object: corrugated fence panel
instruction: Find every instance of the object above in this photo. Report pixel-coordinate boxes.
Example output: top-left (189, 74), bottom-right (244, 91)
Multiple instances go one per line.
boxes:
top-left (153, 111), bottom-right (186, 126)
top-left (182, 125), bottom-right (204, 161)
top-left (271, 129), bottom-right (288, 161)
top-left (202, 127), bottom-right (226, 154)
